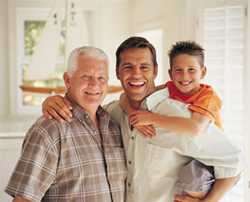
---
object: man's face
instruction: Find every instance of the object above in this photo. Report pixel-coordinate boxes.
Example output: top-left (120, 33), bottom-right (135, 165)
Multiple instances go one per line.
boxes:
top-left (64, 54), bottom-right (109, 111)
top-left (169, 54), bottom-right (206, 95)
top-left (117, 48), bottom-right (157, 104)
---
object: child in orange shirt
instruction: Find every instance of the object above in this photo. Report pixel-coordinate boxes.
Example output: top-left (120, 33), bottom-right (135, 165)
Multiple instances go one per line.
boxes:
top-left (124, 41), bottom-right (223, 199)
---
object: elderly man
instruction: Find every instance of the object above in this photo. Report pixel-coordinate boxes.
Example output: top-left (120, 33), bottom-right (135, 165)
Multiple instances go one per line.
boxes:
top-left (5, 47), bottom-right (126, 202)
top-left (41, 37), bottom-right (241, 202)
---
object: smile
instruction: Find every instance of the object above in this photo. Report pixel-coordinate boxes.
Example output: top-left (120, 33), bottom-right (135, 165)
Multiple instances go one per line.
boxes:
top-left (128, 81), bottom-right (145, 87)
top-left (85, 92), bottom-right (101, 95)
top-left (179, 81), bottom-right (192, 86)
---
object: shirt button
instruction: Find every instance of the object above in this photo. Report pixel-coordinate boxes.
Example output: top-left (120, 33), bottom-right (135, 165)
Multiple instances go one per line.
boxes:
top-left (128, 160), bottom-right (132, 164)
top-left (131, 136), bottom-right (135, 140)
top-left (128, 182), bottom-right (131, 187)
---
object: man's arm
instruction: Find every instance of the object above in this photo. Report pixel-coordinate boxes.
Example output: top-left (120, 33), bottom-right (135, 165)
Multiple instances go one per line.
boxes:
top-left (174, 176), bottom-right (239, 202)
top-left (204, 177), bottom-right (239, 202)
top-left (42, 95), bottom-right (72, 122)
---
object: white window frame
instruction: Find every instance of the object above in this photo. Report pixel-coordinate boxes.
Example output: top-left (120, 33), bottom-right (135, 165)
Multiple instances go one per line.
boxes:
top-left (14, 8), bottom-right (51, 114)
top-left (200, 4), bottom-right (249, 202)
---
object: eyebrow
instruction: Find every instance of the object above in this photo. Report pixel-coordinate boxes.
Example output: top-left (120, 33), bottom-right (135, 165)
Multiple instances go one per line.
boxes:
top-left (120, 62), bottom-right (152, 66)
top-left (173, 65), bottom-right (200, 68)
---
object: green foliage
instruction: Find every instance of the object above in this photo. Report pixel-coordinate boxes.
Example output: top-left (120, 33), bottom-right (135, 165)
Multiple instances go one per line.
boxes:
top-left (24, 20), bottom-right (46, 56)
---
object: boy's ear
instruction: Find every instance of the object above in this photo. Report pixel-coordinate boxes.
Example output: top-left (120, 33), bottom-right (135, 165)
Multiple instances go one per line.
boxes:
top-left (201, 66), bottom-right (207, 79)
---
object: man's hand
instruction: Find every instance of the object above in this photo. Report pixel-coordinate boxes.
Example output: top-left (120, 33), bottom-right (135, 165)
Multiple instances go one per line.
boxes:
top-left (174, 195), bottom-right (203, 202)
top-left (129, 110), bottom-right (155, 126)
top-left (42, 95), bottom-right (72, 122)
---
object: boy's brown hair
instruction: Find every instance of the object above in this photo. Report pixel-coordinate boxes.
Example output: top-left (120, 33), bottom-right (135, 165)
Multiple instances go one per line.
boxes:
top-left (168, 41), bottom-right (205, 68)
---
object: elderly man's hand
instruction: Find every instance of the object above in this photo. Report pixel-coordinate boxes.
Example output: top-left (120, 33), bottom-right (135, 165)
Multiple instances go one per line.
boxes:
top-left (42, 95), bottom-right (72, 122)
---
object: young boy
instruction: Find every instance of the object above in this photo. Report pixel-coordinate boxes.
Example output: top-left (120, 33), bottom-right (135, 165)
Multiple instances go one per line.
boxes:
top-left (121, 41), bottom-right (222, 199)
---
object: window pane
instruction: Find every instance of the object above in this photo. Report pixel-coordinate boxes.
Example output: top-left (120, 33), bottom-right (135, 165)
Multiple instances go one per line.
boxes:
top-left (22, 20), bottom-right (65, 106)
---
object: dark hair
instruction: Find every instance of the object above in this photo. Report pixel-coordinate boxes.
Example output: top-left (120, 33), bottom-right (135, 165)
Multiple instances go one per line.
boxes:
top-left (168, 41), bottom-right (205, 68)
top-left (116, 36), bottom-right (158, 69)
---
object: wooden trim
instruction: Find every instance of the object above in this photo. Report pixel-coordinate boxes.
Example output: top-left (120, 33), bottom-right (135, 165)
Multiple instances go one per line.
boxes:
top-left (20, 85), bottom-right (123, 94)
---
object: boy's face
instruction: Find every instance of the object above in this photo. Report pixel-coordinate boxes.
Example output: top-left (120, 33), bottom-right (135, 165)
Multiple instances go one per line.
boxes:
top-left (169, 54), bottom-right (206, 95)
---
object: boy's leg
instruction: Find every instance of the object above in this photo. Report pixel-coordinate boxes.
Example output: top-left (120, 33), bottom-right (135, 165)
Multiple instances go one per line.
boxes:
top-left (175, 160), bottom-right (215, 198)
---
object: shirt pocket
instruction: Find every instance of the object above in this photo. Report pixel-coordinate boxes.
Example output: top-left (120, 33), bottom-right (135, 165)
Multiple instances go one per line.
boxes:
top-left (146, 143), bottom-right (189, 178)
top-left (105, 147), bottom-right (127, 183)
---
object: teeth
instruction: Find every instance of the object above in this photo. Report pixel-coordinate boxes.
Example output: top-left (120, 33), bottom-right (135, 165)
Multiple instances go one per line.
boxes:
top-left (129, 81), bottom-right (145, 86)
top-left (180, 81), bottom-right (191, 85)
top-left (86, 92), bottom-right (100, 95)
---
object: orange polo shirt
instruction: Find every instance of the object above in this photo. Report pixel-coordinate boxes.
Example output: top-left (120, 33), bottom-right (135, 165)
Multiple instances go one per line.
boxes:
top-left (166, 81), bottom-right (222, 129)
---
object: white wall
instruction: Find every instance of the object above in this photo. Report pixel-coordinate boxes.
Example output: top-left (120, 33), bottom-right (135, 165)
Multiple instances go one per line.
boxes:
top-left (97, 0), bottom-right (130, 86)
top-left (245, 0), bottom-right (250, 200)
top-left (0, 0), bottom-right (9, 117)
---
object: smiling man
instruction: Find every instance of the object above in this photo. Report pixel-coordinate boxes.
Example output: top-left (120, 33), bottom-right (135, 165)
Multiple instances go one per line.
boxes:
top-left (5, 46), bottom-right (127, 202)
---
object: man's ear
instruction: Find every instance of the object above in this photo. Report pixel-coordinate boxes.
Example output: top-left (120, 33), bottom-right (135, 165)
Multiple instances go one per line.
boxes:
top-left (116, 67), bottom-right (120, 80)
top-left (63, 72), bottom-right (71, 90)
top-left (153, 65), bottom-right (158, 79)
top-left (201, 66), bottom-right (207, 79)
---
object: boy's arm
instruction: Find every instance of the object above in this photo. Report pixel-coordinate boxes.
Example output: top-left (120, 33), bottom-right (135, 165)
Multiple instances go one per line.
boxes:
top-left (119, 93), bottom-right (156, 137)
top-left (129, 110), bottom-right (211, 136)
top-left (175, 176), bottom-right (239, 202)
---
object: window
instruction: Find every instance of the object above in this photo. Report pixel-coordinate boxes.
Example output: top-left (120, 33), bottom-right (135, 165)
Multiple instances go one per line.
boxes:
top-left (17, 8), bottom-right (65, 112)
top-left (202, 5), bottom-right (246, 202)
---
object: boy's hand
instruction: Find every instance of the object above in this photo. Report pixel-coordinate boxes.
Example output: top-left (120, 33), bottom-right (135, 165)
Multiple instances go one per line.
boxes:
top-left (135, 125), bottom-right (156, 137)
top-left (129, 110), bottom-right (155, 126)
top-left (42, 95), bottom-right (72, 122)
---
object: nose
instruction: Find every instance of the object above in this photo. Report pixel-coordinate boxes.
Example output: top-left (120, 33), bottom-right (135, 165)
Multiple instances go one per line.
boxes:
top-left (182, 70), bottom-right (189, 80)
top-left (131, 66), bottom-right (142, 77)
top-left (88, 77), bottom-right (99, 87)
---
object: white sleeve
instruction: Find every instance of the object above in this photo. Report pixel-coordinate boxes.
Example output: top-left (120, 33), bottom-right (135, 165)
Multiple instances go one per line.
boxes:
top-left (146, 90), bottom-right (243, 178)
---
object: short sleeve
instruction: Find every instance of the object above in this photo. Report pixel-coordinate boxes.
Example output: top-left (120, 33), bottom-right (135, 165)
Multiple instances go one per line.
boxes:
top-left (188, 90), bottom-right (222, 128)
top-left (5, 121), bottom-right (59, 202)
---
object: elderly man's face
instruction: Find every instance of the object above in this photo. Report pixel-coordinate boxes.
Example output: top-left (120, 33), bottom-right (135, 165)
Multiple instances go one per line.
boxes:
top-left (64, 54), bottom-right (108, 110)
top-left (117, 48), bottom-right (157, 104)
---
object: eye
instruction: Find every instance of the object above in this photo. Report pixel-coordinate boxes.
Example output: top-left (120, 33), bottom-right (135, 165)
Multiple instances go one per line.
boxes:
top-left (188, 68), bottom-right (197, 73)
top-left (174, 68), bottom-right (182, 72)
top-left (122, 65), bottom-right (132, 70)
top-left (80, 75), bottom-right (90, 80)
top-left (141, 65), bottom-right (151, 70)
top-left (98, 76), bottom-right (107, 83)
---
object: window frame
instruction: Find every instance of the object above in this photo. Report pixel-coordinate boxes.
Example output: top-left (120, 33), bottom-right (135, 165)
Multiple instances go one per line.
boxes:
top-left (199, 4), bottom-right (248, 202)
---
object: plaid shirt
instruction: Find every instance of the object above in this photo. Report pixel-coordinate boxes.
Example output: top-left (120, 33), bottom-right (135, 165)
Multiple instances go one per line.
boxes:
top-left (6, 97), bottom-right (127, 202)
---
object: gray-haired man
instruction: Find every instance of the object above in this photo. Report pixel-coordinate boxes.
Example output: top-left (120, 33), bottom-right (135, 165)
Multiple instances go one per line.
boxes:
top-left (6, 47), bottom-right (127, 202)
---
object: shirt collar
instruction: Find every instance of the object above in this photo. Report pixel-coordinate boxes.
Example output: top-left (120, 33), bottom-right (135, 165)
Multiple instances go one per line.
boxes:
top-left (65, 93), bottom-right (108, 124)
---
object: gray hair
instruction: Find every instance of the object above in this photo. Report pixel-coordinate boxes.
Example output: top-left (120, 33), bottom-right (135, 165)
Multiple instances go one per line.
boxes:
top-left (67, 46), bottom-right (109, 76)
